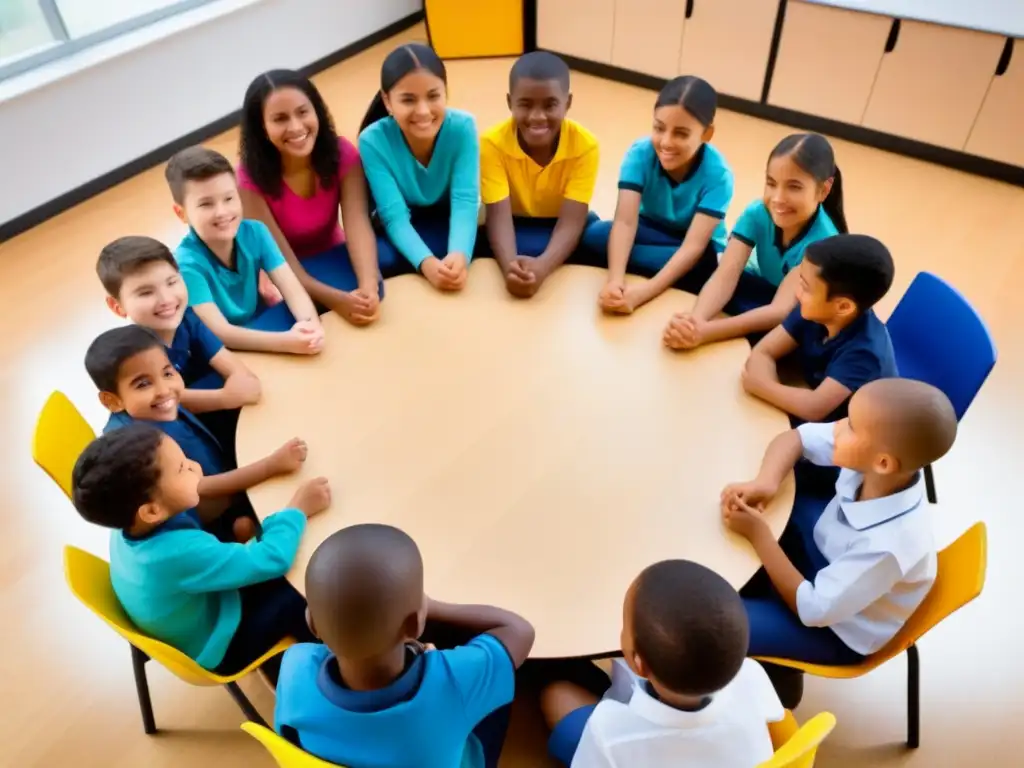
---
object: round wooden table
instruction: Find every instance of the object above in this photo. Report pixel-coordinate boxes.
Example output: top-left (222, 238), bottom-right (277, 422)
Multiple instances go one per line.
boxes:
top-left (237, 260), bottom-right (794, 658)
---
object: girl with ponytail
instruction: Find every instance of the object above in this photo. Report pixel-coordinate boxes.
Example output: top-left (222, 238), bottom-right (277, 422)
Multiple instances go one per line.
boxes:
top-left (664, 132), bottom-right (846, 350)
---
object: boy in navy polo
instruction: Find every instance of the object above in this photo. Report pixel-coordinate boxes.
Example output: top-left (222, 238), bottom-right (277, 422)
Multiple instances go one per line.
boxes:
top-left (85, 325), bottom-right (309, 542)
top-left (275, 523), bottom-right (536, 768)
top-left (742, 234), bottom-right (897, 425)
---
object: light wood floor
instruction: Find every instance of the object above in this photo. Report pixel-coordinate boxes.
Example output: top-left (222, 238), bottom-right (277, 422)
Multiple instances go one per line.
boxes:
top-left (1, 24), bottom-right (1021, 767)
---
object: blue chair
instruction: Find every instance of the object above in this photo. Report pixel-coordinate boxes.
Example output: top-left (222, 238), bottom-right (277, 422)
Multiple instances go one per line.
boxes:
top-left (886, 272), bottom-right (997, 502)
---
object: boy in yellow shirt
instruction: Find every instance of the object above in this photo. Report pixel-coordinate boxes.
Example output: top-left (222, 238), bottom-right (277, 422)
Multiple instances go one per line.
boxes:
top-left (479, 52), bottom-right (600, 298)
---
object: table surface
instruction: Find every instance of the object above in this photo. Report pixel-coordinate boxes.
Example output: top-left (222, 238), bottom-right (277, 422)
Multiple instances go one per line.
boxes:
top-left (803, 0), bottom-right (1024, 38)
top-left (237, 261), bottom-right (794, 658)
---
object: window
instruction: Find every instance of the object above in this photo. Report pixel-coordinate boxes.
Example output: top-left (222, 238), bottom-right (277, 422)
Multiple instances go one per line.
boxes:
top-left (0, 0), bottom-right (216, 82)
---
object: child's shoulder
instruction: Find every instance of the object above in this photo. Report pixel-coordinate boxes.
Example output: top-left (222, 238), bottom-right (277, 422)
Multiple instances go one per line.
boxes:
top-left (625, 136), bottom-right (655, 159)
top-left (701, 143), bottom-right (733, 179)
top-left (445, 108), bottom-right (478, 132)
top-left (561, 119), bottom-right (599, 156)
top-left (480, 117), bottom-right (515, 148)
top-left (235, 217), bottom-right (273, 244)
top-left (279, 642), bottom-right (331, 686)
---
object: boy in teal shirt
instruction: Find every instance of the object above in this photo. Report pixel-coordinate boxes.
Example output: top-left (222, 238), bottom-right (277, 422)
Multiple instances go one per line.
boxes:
top-left (71, 425), bottom-right (331, 675)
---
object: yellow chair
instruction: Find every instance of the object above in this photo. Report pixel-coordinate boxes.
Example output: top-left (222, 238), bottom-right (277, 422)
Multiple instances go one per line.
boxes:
top-left (762, 711), bottom-right (837, 768)
top-left (242, 722), bottom-right (345, 767)
top-left (64, 545), bottom-right (292, 734)
top-left (32, 390), bottom-right (96, 498)
top-left (424, 0), bottom-right (524, 59)
top-left (756, 522), bottom-right (987, 749)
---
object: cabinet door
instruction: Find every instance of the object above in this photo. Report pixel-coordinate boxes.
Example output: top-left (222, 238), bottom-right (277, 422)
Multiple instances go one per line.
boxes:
top-left (537, 0), bottom-right (616, 64)
top-left (768, 1), bottom-right (890, 124)
top-left (862, 22), bottom-right (1005, 150)
top-left (964, 39), bottom-right (1023, 166)
top-left (611, 0), bottom-right (687, 78)
top-left (678, 0), bottom-right (780, 101)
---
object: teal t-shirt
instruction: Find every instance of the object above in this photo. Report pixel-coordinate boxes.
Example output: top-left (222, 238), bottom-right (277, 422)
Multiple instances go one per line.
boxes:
top-left (618, 139), bottom-right (734, 252)
top-left (175, 219), bottom-right (286, 324)
top-left (731, 200), bottom-right (839, 287)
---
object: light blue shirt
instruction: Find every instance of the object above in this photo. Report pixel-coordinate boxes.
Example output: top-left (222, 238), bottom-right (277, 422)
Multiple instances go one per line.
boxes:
top-left (175, 219), bottom-right (286, 325)
top-left (795, 422), bottom-right (937, 655)
top-left (730, 200), bottom-right (839, 287)
top-left (618, 139), bottom-right (734, 251)
top-left (110, 508), bottom-right (306, 669)
top-left (275, 634), bottom-right (515, 768)
top-left (359, 108), bottom-right (481, 268)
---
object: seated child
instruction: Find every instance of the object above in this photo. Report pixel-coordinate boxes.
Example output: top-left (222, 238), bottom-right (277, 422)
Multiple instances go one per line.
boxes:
top-left (582, 76), bottom-right (733, 315)
top-left (721, 379), bottom-right (957, 673)
top-left (71, 424), bottom-right (331, 676)
top-left (85, 325), bottom-right (308, 542)
top-left (479, 51), bottom-right (599, 298)
top-left (541, 559), bottom-right (783, 767)
top-left (165, 145), bottom-right (325, 352)
top-left (275, 523), bottom-right (535, 768)
top-left (97, 234), bottom-right (261, 454)
top-left (664, 133), bottom-right (845, 349)
top-left (742, 233), bottom-right (897, 424)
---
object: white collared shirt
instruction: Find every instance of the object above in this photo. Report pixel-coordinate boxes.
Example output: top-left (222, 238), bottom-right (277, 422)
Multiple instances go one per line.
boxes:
top-left (571, 659), bottom-right (783, 768)
top-left (794, 422), bottom-right (937, 655)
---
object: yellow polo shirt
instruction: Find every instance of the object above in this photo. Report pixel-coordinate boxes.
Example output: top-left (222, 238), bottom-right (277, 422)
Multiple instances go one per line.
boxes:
top-left (479, 117), bottom-right (599, 218)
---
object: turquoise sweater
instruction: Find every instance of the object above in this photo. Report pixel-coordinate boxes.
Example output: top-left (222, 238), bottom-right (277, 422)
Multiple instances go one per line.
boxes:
top-left (359, 108), bottom-right (480, 268)
top-left (109, 509), bottom-right (306, 669)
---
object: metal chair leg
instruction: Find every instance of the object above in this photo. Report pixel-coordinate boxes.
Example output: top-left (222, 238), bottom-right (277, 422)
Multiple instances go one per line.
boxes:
top-left (924, 464), bottom-right (937, 504)
top-left (130, 645), bottom-right (157, 735)
top-left (225, 681), bottom-right (267, 727)
top-left (907, 644), bottom-right (920, 749)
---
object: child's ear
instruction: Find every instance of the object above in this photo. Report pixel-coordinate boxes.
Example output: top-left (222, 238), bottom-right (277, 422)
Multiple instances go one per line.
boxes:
top-left (402, 609), bottom-right (424, 642)
top-left (172, 203), bottom-right (187, 224)
top-left (506, 93), bottom-right (512, 111)
top-left (873, 451), bottom-right (901, 476)
top-left (136, 502), bottom-right (165, 526)
top-left (835, 296), bottom-right (857, 318)
top-left (106, 295), bottom-right (128, 319)
top-left (819, 177), bottom-right (835, 202)
top-left (305, 607), bottom-right (320, 639)
top-left (702, 123), bottom-right (716, 143)
top-left (565, 92), bottom-right (573, 112)
top-left (381, 91), bottom-right (393, 116)
top-left (98, 391), bottom-right (124, 413)
top-left (629, 651), bottom-right (649, 680)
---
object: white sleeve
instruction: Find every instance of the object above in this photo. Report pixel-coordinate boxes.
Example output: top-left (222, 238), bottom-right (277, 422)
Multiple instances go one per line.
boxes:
top-left (796, 422), bottom-right (836, 467)
top-left (740, 659), bottom-right (785, 723)
top-left (570, 705), bottom-right (618, 768)
top-left (796, 549), bottom-right (903, 628)
top-left (604, 659), bottom-right (638, 704)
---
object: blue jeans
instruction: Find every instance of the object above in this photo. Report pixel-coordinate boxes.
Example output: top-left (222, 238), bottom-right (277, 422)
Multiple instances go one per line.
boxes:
top-left (548, 704), bottom-right (598, 766)
top-left (375, 202), bottom-right (456, 278)
top-left (300, 242), bottom-right (387, 300)
top-left (475, 211), bottom-right (602, 260)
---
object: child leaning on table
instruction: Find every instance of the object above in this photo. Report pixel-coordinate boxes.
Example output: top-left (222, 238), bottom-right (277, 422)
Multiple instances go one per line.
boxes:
top-left (274, 523), bottom-right (535, 768)
top-left (165, 145), bottom-right (326, 353)
top-left (541, 560), bottom-right (784, 768)
top-left (722, 378), bottom-right (957, 674)
top-left (71, 425), bottom-right (331, 678)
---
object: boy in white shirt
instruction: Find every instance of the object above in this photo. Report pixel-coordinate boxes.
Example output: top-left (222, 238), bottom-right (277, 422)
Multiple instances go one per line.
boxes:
top-left (541, 559), bottom-right (784, 767)
top-left (722, 378), bottom-right (957, 683)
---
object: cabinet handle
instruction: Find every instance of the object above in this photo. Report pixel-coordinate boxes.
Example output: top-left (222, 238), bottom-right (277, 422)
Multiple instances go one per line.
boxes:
top-left (685, 0), bottom-right (694, 20)
top-left (996, 37), bottom-right (1014, 76)
top-left (884, 19), bottom-right (901, 53)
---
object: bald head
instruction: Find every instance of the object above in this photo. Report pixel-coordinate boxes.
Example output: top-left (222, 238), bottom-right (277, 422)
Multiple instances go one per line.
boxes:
top-left (305, 524), bottom-right (424, 659)
top-left (858, 379), bottom-right (958, 471)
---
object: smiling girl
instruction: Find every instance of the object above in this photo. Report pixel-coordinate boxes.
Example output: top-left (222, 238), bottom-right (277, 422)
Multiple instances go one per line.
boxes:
top-left (582, 76), bottom-right (733, 314)
top-left (358, 44), bottom-right (480, 292)
top-left (664, 133), bottom-right (846, 350)
top-left (238, 70), bottom-right (383, 327)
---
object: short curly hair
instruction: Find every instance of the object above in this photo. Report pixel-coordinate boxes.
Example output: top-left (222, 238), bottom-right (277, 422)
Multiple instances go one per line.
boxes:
top-left (72, 425), bottom-right (166, 530)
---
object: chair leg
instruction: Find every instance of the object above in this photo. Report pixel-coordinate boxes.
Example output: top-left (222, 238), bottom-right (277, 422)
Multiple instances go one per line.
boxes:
top-left (924, 464), bottom-right (937, 504)
top-left (224, 681), bottom-right (267, 727)
top-left (130, 645), bottom-right (157, 735)
top-left (907, 644), bottom-right (920, 749)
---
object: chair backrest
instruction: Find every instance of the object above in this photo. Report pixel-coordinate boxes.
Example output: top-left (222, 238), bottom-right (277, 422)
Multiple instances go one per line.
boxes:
top-left (242, 722), bottom-right (345, 767)
top-left (758, 712), bottom-right (836, 768)
top-left (886, 272), bottom-right (997, 420)
top-left (63, 545), bottom-right (221, 687)
top-left (32, 391), bottom-right (96, 499)
top-left (875, 522), bottom-right (987, 660)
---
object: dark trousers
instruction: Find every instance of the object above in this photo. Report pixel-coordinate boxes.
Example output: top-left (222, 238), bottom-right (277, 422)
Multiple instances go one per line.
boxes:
top-left (375, 202), bottom-right (455, 279)
top-left (300, 242), bottom-right (387, 302)
top-left (475, 211), bottom-right (602, 261)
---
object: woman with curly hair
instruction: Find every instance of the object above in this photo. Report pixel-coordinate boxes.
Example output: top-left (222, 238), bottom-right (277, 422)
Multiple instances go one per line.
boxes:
top-left (238, 70), bottom-right (386, 327)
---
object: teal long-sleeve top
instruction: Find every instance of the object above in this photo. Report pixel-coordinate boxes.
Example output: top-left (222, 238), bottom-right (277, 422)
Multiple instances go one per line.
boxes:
top-left (358, 108), bottom-right (480, 268)
top-left (109, 508), bottom-right (306, 669)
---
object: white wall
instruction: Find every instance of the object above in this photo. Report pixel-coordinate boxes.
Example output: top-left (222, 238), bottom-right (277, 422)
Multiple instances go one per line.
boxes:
top-left (0, 0), bottom-right (420, 226)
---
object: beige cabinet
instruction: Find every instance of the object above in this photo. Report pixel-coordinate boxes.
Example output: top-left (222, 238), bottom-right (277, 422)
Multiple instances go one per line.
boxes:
top-left (964, 39), bottom-right (1023, 166)
top-left (611, 0), bottom-right (687, 78)
top-left (678, 0), bottom-right (779, 101)
top-left (768, 1), bottom-right (891, 124)
top-left (862, 21), bottom-right (1005, 150)
top-left (537, 0), bottom-right (616, 64)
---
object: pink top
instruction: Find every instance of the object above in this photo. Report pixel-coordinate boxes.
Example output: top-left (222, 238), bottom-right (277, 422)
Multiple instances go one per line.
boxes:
top-left (237, 136), bottom-right (360, 258)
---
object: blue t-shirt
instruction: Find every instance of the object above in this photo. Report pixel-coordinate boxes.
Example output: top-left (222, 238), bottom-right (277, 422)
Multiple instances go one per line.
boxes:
top-left (618, 140), bottom-right (733, 251)
top-left (104, 407), bottom-right (227, 477)
top-left (275, 635), bottom-right (515, 768)
top-left (175, 219), bottom-right (286, 325)
top-left (782, 307), bottom-right (898, 420)
top-left (167, 308), bottom-right (224, 386)
top-left (731, 201), bottom-right (839, 287)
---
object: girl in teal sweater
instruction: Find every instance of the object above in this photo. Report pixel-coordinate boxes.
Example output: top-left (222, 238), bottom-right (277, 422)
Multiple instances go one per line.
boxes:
top-left (358, 43), bottom-right (480, 292)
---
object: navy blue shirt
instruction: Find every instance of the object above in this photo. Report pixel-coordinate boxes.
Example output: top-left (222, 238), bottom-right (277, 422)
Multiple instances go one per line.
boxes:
top-left (104, 407), bottom-right (228, 477)
top-left (167, 308), bottom-right (224, 387)
top-left (782, 307), bottom-right (898, 420)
